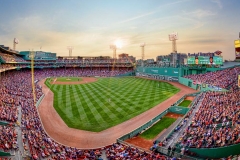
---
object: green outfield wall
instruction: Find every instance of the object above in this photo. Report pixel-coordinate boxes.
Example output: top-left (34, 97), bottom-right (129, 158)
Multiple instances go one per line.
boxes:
top-left (136, 67), bottom-right (180, 82)
top-left (115, 71), bottom-right (135, 77)
top-left (188, 143), bottom-right (240, 159)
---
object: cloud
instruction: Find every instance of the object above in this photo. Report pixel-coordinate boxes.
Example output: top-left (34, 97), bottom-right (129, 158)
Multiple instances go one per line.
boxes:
top-left (211, 0), bottom-right (223, 9)
top-left (117, 11), bottom-right (157, 24)
top-left (182, 9), bottom-right (216, 19)
top-left (117, 0), bottom-right (190, 24)
top-left (177, 9), bottom-right (216, 29)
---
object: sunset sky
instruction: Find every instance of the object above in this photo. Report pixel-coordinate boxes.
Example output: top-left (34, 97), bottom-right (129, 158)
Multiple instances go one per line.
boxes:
top-left (0, 0), bottom-right (239, 60)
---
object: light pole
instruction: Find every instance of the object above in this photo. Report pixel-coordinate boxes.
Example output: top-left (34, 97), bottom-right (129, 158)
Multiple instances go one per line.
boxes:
top-left (67, 46), bottom-right (74, 57)
top-left (110, 44), bottom-right (117, 59)
top-left (140, 43), bottom-right (145, 67)
top-left (169, 32), bottom-right (178, 67)
top-left (13, 38), bottom-right (19, 51)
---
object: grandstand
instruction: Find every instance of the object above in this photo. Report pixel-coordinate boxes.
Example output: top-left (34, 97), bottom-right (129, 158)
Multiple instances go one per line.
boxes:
top-left (0, 44), bottom-right (240, 160)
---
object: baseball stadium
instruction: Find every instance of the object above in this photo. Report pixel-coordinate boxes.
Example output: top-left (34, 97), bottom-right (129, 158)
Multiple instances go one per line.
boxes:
top-left (0, 36), bottom-right (240, 160)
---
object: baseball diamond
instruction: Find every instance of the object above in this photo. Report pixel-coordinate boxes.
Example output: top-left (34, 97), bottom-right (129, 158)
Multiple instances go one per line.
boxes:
top-left (44, 77), bottom-right (180, 132)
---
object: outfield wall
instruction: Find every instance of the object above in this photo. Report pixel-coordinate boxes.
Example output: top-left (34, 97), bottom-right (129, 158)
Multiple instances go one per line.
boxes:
top-left (115, 71), bottom-right (135, 77)
top-left (136, 67), bottom-right (180, 82)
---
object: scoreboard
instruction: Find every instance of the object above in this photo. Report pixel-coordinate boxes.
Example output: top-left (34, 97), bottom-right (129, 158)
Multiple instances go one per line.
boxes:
top-left (34, 51), bottom-right (56, 60)
top-left (187, 56), bottom-right (223, 65)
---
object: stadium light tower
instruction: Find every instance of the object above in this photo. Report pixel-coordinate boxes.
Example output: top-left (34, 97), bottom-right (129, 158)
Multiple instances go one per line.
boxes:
top-left (13, 38), bottom-right (19, 51)
top-left (169, 32), bottom-right (178, 66)
top-left (140, 43), bottom-right (145, 67)
top-left (67, 46), bottom-right (74, 57)
top-left (110, 44), bottom-right (117, 59)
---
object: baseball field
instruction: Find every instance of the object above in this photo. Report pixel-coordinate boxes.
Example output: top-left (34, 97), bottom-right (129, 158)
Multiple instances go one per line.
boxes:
top-left (45, 77), bottom-right (180, 132)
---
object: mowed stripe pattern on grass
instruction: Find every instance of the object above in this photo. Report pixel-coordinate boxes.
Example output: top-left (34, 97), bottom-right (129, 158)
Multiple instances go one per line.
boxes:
top-left (45, 77), bottom-right (180, 132)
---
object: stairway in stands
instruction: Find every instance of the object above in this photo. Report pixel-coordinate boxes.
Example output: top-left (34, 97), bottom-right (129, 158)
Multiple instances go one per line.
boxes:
top-left (164, 93), bottom-right (204, 148)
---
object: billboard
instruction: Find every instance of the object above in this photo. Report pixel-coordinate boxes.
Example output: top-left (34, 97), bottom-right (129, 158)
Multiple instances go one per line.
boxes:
top-left (235, 40), bottom-right (240, 48)
top-left (235, 41), bottom-right (240, 59)
top-left (187, 56), bottom-right (223, 65)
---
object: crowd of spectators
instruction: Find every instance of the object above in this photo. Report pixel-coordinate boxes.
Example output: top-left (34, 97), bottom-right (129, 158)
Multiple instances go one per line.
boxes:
top-left (0, 51), bottom-right (135, 65)
top-left (32, 68), bottom-right (132, 79)
top-left (106, 143), bottom-right (167, 160)
top-left (184, 66), bottom-right (240, 89)
top-left (0, 125), bottom-right (18, 152)
top-left (0, 64), bottom-right (17, 72)
top-left (0, 63), bottom-right (133, 76)
top-left (177, 90), bottom-right (240, 148)
top-left (0, 69), bottom-right (168, 160)
top-left (0, 52), bottom-right (25, 63)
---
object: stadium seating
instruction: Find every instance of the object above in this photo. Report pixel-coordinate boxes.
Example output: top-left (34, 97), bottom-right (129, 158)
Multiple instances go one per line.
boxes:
top-left (0, 69), bottom-right (168, 159)
top-left (184, 66), bottom-right (240, 89)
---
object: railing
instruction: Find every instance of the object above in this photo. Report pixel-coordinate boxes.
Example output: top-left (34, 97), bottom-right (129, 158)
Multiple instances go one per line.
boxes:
top-left (156, 146), bottom-right (203, 160)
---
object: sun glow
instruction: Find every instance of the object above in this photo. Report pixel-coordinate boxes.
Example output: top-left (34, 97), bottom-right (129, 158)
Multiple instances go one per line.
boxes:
top-left (114, 39), bottom-right (122, 49)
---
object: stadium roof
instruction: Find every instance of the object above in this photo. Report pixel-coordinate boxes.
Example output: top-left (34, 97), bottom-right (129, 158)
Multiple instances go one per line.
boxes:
top-left (221, 61), bottom-right (240, 68)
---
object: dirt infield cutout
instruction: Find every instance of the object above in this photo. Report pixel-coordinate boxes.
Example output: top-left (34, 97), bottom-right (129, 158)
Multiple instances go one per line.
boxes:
top-left (51, 77), bottom-right (98, 85)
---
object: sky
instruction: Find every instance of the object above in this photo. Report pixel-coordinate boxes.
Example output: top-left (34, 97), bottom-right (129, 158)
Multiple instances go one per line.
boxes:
top-left (0, 0), bottom-right (239, 60)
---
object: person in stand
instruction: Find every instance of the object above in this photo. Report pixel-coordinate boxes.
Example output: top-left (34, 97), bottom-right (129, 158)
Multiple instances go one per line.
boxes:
top-left (209, 56), bottom-right (213, 65)
top-left (167, 146), bottom-right (172, 156)
top-left (195, 56), bottom-right (199, 65)
top-left (171, 146), bottom-right (176, 157)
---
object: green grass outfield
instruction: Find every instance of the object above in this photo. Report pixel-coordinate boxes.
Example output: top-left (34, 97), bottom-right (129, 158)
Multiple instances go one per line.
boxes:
top-left (45, 77), bottom-right (180, 132)
top-left (56, 77), bottom-right (82, 82)
top-left (178, 100), bottom-right (192, 107)
top-left (140, 117), bottom-right (176, 140)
